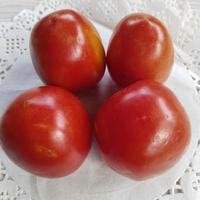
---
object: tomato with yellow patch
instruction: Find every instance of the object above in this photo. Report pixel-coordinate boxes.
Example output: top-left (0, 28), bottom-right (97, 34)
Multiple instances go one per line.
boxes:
top-left (30, 9), bottom-right (105, 93)
top-left (0, 86), bottom-right (92, 178)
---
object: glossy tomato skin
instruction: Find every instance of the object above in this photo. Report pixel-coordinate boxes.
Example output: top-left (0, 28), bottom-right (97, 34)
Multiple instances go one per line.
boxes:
top-left (30, 10), bottom-right (105, 93)
top-left (95, 81), bottom-right (190, 180)
top-left (0, 86), bottom-right (92, 178)
top-left (107, 13), bottom-right (174, 87)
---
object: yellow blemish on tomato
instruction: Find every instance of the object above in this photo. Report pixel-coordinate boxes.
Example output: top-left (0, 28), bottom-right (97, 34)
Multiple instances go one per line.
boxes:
top-left (34, 123), bottom-right (48, 129)
top-left (84, 27), bottom-right (105, 69)
top-left (58, 31), bottom-right (75, 43)
top-left (35, 144), bottom-right (58, 158)
top-left (23, 100), bottom-right (31, 108)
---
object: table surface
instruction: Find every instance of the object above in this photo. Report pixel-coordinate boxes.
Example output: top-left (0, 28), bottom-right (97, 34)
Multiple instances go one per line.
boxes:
top-left (0, 0), bottom-right (39, 20)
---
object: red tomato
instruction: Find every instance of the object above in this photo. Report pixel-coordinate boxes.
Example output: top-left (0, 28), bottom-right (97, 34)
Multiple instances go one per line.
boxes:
top-left (107, 13), bottom-right (174, 87)
top-left (95, 81), bottom-right (190, 180)
top-left (30, 10), bottom-right (105, 93)
top-left (0, 86), bottom-right (91, 178)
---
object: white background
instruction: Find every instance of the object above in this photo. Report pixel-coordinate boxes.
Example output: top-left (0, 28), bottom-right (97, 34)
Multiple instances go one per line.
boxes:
top-left (0, 0), bottom-right (39, 20)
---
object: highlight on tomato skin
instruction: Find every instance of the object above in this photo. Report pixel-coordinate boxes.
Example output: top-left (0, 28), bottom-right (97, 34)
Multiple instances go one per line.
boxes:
top-left (0, 86), bottom-right (92, 178)
top-left (95, 80), bottom-right (191, 180)
top-left (107, 13), bottom-right (174, 87)
top-left (30, 9), bottom-right (106, 93)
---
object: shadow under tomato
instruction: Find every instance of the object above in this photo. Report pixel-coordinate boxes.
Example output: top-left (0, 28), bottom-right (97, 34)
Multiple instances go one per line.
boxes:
top-left (78, 76), bottom-right (119, 119)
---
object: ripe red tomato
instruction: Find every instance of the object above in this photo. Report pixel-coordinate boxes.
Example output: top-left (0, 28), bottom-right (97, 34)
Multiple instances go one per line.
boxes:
top-left (0, 86), bottom-right (91, 178)
top-left (95, 81), bottom-right (190, 180)
top-left (30, 9), bottom-right (105, 93)
top-left (107, 13), bottom-right (174, 87)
